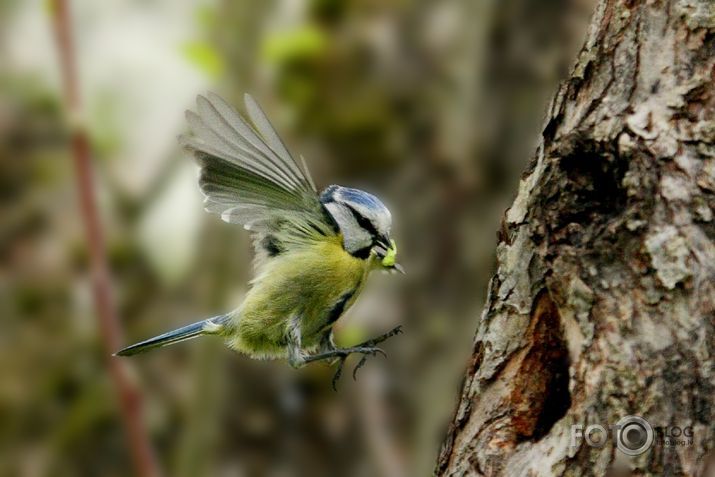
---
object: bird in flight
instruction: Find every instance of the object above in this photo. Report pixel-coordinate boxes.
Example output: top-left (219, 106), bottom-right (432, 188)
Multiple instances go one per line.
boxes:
top-left (116, 93), bottom-right (403, 388)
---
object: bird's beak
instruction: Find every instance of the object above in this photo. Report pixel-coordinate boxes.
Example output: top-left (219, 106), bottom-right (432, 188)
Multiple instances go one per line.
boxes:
top-left (392, 263), bottom-right (405, 274)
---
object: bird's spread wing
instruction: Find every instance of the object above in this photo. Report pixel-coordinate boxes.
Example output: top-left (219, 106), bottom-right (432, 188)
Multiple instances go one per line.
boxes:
top-left (180, 93), bottom-right (337, 268)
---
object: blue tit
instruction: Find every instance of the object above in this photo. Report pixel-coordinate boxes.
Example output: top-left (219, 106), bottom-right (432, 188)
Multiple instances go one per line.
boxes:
top-left (116, 93), bottom-right (403, 385)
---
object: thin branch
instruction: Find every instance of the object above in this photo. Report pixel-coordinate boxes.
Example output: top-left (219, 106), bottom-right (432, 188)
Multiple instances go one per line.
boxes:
top-left (49, 1), bottom-right (162, 476)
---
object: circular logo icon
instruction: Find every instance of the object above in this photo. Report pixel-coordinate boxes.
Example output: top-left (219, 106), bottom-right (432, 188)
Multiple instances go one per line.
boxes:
top-left (616, 415), bottom-right (654, 456)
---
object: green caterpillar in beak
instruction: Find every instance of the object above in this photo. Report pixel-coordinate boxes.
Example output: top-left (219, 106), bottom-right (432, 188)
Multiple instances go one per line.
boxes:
top-left (380, 240), bottom-right (403, 273)
top-left (382, 239), bottom-right (398, 267)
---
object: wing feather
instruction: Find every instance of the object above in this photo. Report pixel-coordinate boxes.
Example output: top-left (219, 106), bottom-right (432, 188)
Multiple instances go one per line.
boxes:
top-left (181, 93), bottom-right (337, 269)
top-left (243, 94), bottom-right (315, 191)
top-left (205, 93), bottom-right (311, 192)
top-left (195, 96), bottom-right (304, 191)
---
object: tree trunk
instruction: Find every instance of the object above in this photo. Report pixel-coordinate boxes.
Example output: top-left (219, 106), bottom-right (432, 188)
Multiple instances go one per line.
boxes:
top-left (436, 0), bottom-right (714, 475)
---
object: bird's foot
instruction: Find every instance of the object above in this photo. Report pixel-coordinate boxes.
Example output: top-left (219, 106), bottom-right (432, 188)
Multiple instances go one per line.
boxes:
top-left (352, 325), bottom-right (403, 349)
top-left (350, 325), bottom-right (403, 380)
top-left (304, 325), bottom-right (403, 390)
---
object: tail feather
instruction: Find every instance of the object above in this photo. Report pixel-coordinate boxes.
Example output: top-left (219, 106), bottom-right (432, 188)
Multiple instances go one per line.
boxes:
top-left (115, 315), bottom-right (228, 357)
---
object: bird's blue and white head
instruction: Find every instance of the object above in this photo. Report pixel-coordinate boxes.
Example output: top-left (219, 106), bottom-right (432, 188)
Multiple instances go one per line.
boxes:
top-left (320, 185), bottom-right (402, 271)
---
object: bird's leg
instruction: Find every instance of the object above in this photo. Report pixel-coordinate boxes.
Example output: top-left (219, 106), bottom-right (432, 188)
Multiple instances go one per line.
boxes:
top-left (318, 329), bottom-right (335, 351)
top-left (286, 315), bottom-right (307, 369)
top-left (317, 329), bottom-right (339, 364)
top-left (350, 325), bottom-right (403, 379)
top-left (303, 325), bottom-right (403, 389)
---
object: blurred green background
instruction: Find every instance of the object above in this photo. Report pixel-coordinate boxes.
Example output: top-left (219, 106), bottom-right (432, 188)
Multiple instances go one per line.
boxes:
top-left (0, 0), bottom-right (594, 475)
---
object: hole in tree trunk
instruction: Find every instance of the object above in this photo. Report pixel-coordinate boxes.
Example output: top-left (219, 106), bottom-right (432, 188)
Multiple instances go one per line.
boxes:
top-left (511, 290), bottom-right (572, 441)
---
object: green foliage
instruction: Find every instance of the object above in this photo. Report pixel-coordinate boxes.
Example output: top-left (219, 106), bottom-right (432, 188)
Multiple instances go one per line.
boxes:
top-left (262, 25), bottom-right (328, 64)
top-left (182, 41), bottom-right (224, 78)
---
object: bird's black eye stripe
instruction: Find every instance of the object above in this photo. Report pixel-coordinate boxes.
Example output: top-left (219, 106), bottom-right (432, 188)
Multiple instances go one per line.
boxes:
top-left (345, 204), bottom-right (379, 239)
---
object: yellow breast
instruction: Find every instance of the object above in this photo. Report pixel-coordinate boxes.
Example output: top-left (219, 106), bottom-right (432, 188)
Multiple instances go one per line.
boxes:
top-left (228, 236), bottom-right (371, 358)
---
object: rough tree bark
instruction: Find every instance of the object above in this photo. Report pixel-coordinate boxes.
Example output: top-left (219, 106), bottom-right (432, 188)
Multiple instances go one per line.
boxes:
top-left (436, 0), bottom-right (714, 475)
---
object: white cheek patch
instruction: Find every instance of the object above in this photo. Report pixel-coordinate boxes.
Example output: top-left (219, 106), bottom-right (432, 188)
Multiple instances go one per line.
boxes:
top-left (324, 201), bottom-right (373, 253)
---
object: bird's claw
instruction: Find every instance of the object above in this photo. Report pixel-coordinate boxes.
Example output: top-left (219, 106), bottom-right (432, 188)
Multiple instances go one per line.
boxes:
top-left (333, 325), bottom-right (403, 390)
top-left (359, 325), bottom-right (402, 348)
top-left (352, 355), bottom-right (370, 381)
top-left (303, 326), bottom-right (403, 390)
top-left (329, 346), bottom-right (385, 390)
